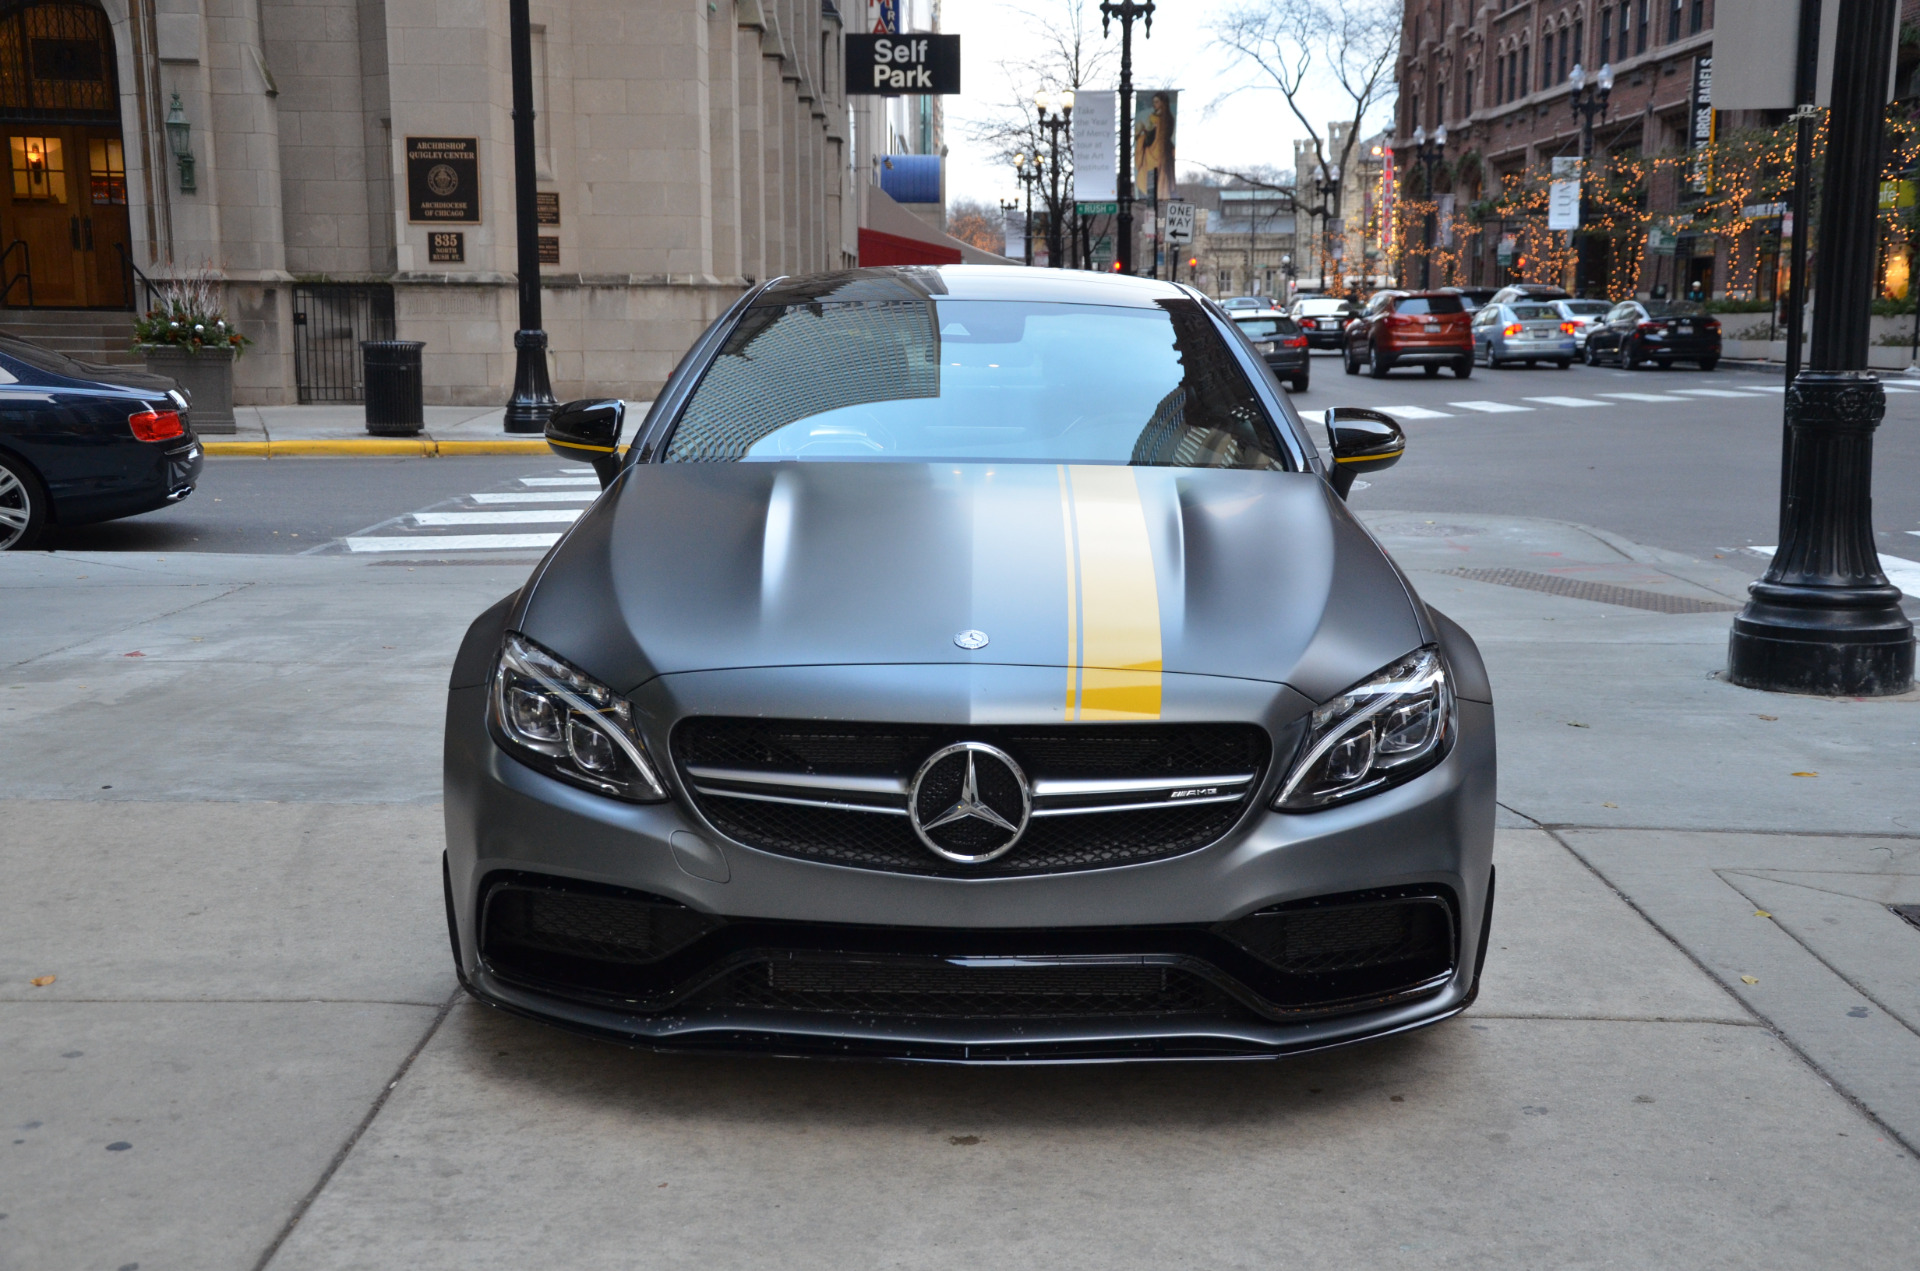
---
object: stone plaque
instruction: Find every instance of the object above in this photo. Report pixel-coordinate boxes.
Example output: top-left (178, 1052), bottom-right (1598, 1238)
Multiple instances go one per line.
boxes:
top-left (537, 236), bottom-right (560, 265)
top-left (428, 231), bottom-right (465, 263)
top-left (406, 137), bottom-right (480, 223)
top-left (536, 192), bottom-right (560, 225)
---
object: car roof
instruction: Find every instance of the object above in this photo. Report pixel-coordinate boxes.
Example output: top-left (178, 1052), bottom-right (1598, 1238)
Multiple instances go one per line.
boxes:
top-left (1232, 308), bottom-right (1288, 317)
top-left (754, 265), bottom-right (1191, 309)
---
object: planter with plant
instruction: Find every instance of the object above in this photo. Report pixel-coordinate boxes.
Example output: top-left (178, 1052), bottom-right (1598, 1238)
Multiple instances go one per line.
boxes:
top-left (133, 276), bottom-right (249, 434)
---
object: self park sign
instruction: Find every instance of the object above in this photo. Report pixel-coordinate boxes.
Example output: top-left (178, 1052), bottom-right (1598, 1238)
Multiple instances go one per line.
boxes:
top-left (846, 34), bottom-right (960, 95)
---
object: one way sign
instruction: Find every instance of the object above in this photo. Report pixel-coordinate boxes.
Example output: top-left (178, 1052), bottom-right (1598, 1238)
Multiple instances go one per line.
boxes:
top-left (846, 34), bottom-right (961, 95)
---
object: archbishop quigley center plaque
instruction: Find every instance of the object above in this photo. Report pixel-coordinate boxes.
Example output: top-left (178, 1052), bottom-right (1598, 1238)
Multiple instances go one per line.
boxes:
top-left (407, 137), bottom-right (480, 223)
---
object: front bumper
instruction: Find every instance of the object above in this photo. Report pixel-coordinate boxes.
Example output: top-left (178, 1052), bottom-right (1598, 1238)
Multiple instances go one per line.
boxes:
top-left (443, 664), bottom-right (1497, 1062)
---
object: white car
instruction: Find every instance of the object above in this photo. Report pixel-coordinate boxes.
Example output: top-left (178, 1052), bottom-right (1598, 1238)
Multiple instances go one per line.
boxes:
top-left (1548, 299), bottom-right (1613, 350)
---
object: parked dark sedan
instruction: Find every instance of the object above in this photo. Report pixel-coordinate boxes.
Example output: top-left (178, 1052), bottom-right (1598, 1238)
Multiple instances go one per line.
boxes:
top-left (1583, 300), bottom-right (1721, 369)
top-left (1232, 309), bottom-right (1310, 391)
top-left (443, 266), bottom-right (1497, 1064)
top-left (1289, 297), bottom-right (1361, 349)
top-left (0, 334), bottom-right (201, 549)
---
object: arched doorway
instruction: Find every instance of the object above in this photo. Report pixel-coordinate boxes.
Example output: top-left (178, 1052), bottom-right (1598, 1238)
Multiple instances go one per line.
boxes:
top-left (0, 0), bottom-right (130, 308)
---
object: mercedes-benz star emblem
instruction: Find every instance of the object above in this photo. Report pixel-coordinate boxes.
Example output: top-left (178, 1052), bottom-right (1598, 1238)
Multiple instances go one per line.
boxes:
top-left (953, 629), bottom-right (989, 650)
top-left (908, 742), bottom-right (1031, 864)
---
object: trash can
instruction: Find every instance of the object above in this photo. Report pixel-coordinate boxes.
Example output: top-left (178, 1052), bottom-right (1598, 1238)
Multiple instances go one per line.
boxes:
top-left (362, 340), bottom-right (426, 436)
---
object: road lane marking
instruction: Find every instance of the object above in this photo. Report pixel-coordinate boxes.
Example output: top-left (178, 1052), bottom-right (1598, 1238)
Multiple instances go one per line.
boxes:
top-left (411, 509), bottom-right (584, 526)
top-left (1748, 546), bottom-right (1920, 598)
top-left (346, 533), bottom-right (564, 553)
top-left (468, 491), bottom-right (599, 504)
top-left (1672, 388), bottom-right (1771, 398)
top-left (1448, 400), bottom-right (1533, 413)
top-left (1371, 405), bottom-right (1454, 418)
top-left (519, 476), bottom-right (601, 486)
top-left (1880, 383), bottom-right (1920, 393)
top-left (1522, 396), bottom-right (1606, 407)
top-left (1599, 392), bottom-right (1686, 402)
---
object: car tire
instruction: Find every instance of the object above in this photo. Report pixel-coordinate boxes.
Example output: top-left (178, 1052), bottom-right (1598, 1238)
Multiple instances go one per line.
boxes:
top-left (0, 450), bottom-right (48, 551)
top-left (1555, 359), bottom-right (1571, 369)
top-left (1290, 376), bottom-right (1309, 393)
top-left (1452, 359), bottom-right (1472, 379)
top-left (1343, 344), bottom-right (1360, 376)
top-left (1423, 364), bottom-right (1441, 377)
top-left (1623, 340), bottom-right (1643, 369)
top-left (1525, 360), bottom-right (1538, 368)
top-left (1368, 344), bottom-right (1391, 379)
top-left (1700, 357), bottom-right (1719, 371)
top-left (1584, 342), bottom-right (1601, 366)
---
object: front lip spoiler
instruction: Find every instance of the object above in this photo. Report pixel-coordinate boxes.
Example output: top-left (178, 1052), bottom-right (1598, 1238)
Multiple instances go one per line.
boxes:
top-left (457, 963), bottom-right (1465, 1064)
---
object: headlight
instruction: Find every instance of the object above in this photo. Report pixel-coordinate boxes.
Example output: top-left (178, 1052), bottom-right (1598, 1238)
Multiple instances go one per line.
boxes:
top-left (488, 632), bottom-right (668, 801)
top-left (1275, 647), bottom-right (1453, 811)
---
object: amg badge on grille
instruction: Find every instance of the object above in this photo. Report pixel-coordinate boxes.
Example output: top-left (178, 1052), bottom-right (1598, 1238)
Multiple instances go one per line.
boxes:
top-left (909, 742), bottom-right (1032, 864)
top-left (953, 629), bottom-right (989, 650)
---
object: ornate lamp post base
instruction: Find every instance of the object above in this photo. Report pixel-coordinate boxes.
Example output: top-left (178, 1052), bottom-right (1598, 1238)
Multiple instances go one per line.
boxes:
top-left (504, 328), bottom-right (557, 434)
top-left (1727, 372), bottom-right (1915, 696)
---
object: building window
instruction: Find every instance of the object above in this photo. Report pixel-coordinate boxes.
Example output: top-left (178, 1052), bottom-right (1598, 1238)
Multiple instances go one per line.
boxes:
top-left (1466, 68), bottom-right (1476, 111)
top-left (88, 136), bottom-right (123, 204)
top-left (1667, 0), bottom-right (1681, 41)
top-left (1558, 29), bottom-right (1568, 82)
top-left (1438, 81), bottom-right (1448, 122)
top-left (1636, 0), bottom-right (1648, 53)
top-left (1509, 50), bottom-right (1519, 100)
top-left (1573, 19), bottom-right (1584, 69)
top-left (1690, 0), bottom-right (1703, 33)
top-left (1600, 7), bottom-right (1612, 62)
top-left (10, 135), bottom-right (65, 202)
top-left (1520, 45), bottom-right (1529, 95)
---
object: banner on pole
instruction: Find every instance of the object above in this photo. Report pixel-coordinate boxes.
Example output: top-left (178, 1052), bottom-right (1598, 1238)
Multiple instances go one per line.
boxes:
top-left (1073, 91), bottom-right (1118, 205)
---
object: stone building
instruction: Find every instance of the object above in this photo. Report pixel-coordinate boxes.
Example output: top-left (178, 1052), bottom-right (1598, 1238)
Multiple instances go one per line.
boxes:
top-left (1292, 124), bottom-right (1391, 295)
top-left (1184, 183), bottom-right (1298, 302)
top-left (0, 0), bottom-right (856, 405)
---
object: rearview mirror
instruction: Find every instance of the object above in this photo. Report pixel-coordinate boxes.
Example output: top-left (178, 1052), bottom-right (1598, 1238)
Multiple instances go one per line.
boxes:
top-left (1324, 406), bottom-right (1404, 500)
top-left (545, 399), bottom-right (627, 487)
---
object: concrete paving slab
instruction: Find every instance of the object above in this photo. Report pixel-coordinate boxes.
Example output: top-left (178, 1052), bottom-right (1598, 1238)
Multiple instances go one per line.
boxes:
top-left (261, 1005), bottom-right (1919, 1271)
top-left (0, 802), bottom-right (452, 1004)
top-left (1474, 830), bottom-right (1747, 1023)
top-left (0, 1000), bottom-right (440, 1271)
top-left (1561, 830), bottom-right (1920, 1153)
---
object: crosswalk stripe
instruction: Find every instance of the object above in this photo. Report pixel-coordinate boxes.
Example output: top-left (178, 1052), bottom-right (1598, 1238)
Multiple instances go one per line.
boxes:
top-left (346, 533), bottom-right (564, 553)
top-left (1880, 383), bottom-right (1920, 393)
top-left (1522, 396), bottom-right (1606, 407)
top-left (520, 476), bottom-right (601, 487)
top-left (468, 491), bottom-right (599, 504)
top-left (1447, 400), bottom-right (1532, 413)
top-left (412, 509), bottom-right (583, 526)
top-left (1671, 388), bottom-right (1769, 398)
top-left (558, 467), bottom-right (595, 473)
top-left (1598, 392), bottom-right (1685, 402)
top-left (1373, 405), bottom-right (1454, 418)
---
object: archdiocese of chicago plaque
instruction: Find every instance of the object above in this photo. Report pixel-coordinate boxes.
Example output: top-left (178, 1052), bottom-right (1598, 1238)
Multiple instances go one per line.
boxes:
top-left (406, 137), bottom-right (480, 223)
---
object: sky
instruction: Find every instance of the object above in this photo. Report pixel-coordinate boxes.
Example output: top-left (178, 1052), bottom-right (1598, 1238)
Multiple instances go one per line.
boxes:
top-left (937, 0), bottom-right (1356, 209)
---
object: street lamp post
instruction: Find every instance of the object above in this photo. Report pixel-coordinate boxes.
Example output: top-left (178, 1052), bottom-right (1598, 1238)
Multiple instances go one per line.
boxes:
top-left (1727, 0), bottom-right (1914, 696)
top-left (1567, 62), bottom-right (1613, 297)
top-left (503, 0), bottom-right (557, 434)
top-left (1410, 124), bottom-right (1446, 290)
top-left (998, 198), bottom-right (1019, 261)
top-left (1314, 164), bottom-right (1340, 292)
top-left (1035, 90), bottom-right (1074, 269)
top-left (1014, 152), bottom-right (1040, 266)
top-left (1099, 0), bottom-right (1153, 275)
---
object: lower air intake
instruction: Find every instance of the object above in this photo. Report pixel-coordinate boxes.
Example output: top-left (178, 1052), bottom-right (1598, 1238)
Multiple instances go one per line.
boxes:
top-left (710, 959), bottom-right (1230, 1018)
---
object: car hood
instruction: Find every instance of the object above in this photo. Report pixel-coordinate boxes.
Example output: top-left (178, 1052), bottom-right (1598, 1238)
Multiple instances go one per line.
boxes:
top-left (519, 462), bottom-right (1427, 706)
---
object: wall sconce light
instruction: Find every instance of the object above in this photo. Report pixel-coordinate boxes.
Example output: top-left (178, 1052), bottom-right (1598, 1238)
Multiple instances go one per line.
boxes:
top-left (24, 137), bottom-right (44, 189)
top-left (164, 93), bottom-right (195, 193)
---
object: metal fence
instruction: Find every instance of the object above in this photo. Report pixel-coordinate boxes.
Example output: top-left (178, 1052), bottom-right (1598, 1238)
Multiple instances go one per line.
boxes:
top-left (291, 284), bottom-right (396, 403)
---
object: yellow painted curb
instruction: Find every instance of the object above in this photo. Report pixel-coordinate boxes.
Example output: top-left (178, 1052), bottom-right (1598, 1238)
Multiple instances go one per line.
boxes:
top-left (200, 437), bottom-right (552, 457)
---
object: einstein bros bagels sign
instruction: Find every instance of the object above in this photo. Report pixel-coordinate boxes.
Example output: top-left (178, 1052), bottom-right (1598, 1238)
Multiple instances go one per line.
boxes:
top-left (846, 34), bottom-right (960, 95)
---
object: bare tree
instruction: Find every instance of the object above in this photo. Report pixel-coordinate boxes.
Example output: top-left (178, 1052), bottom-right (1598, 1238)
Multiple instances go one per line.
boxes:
top-left (1210, 0), bottom-right (1399, 230)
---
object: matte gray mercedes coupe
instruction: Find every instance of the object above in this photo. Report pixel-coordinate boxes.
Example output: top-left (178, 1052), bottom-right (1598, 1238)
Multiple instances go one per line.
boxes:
top-left (443, 266), bottom-right (1496, 1062)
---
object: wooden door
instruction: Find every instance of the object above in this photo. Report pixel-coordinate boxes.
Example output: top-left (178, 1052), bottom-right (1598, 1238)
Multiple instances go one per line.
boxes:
top-left (0, 125), bottom-right (130, 307)
top-left (79, 127), bottom-right (128, 307)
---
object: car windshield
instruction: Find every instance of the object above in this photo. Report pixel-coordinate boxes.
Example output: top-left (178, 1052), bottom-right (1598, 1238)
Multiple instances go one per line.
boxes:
top-left (1644, 301), bottom-right (1708, 317)
top-left (1560, 301), bottom-right (1611, 316)
top-left (1397, 297), bottom-right (1464, 316)
top-left (1233, 315), bottom-right (1296, 338)
top-left (1510, 304), bottom-right (1559, 320)
top-left (665, 297), bottom-right (1293, 470)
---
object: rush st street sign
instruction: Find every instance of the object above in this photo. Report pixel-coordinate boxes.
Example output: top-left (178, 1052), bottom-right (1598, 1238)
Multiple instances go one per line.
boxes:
top-left (846, 34), bottom-right (960, 95)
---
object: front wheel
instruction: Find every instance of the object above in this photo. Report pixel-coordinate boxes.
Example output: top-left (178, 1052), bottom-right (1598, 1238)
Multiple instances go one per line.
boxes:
top-left (1343, 344), bottom-right (1360, 376)
top-left (1623, 340), bottom-right (1643, 369)
top-left (1584, 342), bottom-right (1601, 366)
top-left (0, 451), bottom-right (47, 551)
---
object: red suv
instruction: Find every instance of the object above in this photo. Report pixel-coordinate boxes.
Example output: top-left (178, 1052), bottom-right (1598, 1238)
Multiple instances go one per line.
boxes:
top-left (1342, 290), bottom-right (1474, 379)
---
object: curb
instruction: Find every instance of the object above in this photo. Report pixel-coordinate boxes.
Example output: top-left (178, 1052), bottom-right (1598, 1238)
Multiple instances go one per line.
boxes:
top-left (200, 437), bottom-right (552, 457)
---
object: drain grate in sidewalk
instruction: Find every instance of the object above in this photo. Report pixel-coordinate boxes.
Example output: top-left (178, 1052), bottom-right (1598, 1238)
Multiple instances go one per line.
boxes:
top-left (1438, 568), bottom-right (1742, 614)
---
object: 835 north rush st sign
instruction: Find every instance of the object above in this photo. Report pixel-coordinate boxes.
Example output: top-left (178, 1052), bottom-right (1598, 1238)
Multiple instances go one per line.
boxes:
top-left (846, 34), bottom-right (960, 95)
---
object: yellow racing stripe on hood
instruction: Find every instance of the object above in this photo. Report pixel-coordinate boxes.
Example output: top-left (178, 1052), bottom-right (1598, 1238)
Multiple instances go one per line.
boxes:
top-left (1063, 465), bottom-right (1163, 720)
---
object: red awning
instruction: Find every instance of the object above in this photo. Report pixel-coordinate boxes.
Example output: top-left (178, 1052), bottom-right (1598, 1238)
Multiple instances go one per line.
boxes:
top-left (857, 227), bottom-right (963, 267)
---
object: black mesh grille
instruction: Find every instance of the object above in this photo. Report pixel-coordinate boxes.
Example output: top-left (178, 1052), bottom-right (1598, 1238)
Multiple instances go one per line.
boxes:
top-left (674, 719), bottom-right (1269, 876)
top-left (710, 959), bottom-right (1229, 1018)
top-left (1222, 898), bottom-right (1453, 977)
top-left (483, 882), bottom-right (724, 966)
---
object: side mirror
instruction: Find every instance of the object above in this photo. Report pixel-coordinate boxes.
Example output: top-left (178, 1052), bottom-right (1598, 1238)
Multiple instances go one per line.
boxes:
top-left (545, 398), bottom-right (627, 488)
top-left (1324, 406), bottom-right (1404, 500)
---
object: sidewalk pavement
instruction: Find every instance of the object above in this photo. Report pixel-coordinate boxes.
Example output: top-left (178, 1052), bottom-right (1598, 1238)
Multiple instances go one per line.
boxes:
top-left (2, 511), bottom-right (1916, 1268)
top-left (205, 402), bottom-right (649, 456)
